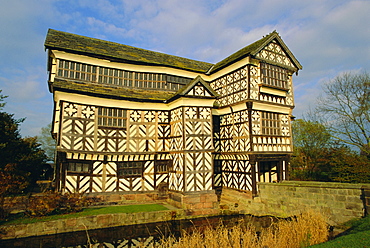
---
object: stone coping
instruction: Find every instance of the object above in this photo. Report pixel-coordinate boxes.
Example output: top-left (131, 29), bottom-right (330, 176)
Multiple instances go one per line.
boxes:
top-left (259, 181), bottom-right (370, 189)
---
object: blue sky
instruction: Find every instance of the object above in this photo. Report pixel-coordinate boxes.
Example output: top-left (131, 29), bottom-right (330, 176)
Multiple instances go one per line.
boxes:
top-left (0, 0), bottom-right (369, 137)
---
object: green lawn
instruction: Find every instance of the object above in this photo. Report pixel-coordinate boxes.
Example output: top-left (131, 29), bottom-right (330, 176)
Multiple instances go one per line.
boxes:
top-left (1, 204), bottom-right (169, 225)
top-left (311, 215), bottom-right (370, 247)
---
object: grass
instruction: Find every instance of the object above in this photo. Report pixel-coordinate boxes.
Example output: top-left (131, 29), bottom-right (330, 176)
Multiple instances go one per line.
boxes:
top-left (310, 215), bottom-right (370, 248)
top-left (159, 210), bottom-right (329, 248)
top-left (1, 204), bottom-right (169, 225)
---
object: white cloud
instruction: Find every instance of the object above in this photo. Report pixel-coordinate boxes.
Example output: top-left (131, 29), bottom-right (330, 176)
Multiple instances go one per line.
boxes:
top-left (1, 68), bottom-right (46, 101)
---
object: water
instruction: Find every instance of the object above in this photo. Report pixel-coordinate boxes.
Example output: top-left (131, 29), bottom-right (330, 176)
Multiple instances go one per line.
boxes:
top-left (0, 215), bottom-right (275, 248)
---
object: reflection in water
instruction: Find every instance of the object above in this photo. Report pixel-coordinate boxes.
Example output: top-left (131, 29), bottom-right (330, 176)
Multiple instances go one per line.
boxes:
top-left (0, 215), bottom-right (274, 248)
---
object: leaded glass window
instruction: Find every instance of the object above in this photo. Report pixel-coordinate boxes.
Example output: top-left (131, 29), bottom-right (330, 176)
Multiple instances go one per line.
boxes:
top-left (56, 59), bottom-right (191, 91)
top-left (97, 107), bottom-right (127, 129)
top-left (260, 63), bottom-right (288, 89)
top-left (117, 161), bottom-right (144, 177)
top-left (155, 160), bottom-right (172, 174)
top-left (261, 111), bottom-right (280, 135)
top-left (58, 60), bottom-right (96, 82)
top-left (66, 161), bottom-right (91, 172)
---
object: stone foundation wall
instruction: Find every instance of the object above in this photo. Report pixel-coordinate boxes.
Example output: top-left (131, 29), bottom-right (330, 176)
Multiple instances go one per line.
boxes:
top-left (168, 191), bottom-right (219, 216)
top-left (220, 181), bottom-right (370, 225)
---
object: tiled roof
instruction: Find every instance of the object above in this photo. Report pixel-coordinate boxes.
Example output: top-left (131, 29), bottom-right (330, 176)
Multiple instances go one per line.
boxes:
top-left (209, 34), bottom-right (272, 74)
top-left (51, 79), bottom-right (176, 102)
top-left (45, 29), bottom-right (213, 73)
top-left (45, 29), bottom-right (301, 76)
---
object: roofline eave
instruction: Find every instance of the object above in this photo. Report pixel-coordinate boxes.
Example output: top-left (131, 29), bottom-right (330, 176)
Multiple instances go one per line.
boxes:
top-left (45, 46), bottom-right (213, 74)
top-left (52, 86), bottom-right (171, 103)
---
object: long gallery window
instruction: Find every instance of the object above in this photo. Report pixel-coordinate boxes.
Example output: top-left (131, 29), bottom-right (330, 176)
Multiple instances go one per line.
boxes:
top-left (58, 60), bottom-right (96, 82)
top-left (260, 63), bottom-right (288, 89)
top-left (97, 107), bottom-right (127, 129)
top-left (57, 59), bottom-right (191, 91)
top-left (261, 111), bottom-right (280, 135)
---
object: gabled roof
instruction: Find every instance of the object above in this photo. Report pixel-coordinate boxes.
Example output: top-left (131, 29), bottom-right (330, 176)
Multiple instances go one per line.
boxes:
top-left (208, 31), bottom-right (302, 74)
top-left (44, 29), bottom-right (213, 73)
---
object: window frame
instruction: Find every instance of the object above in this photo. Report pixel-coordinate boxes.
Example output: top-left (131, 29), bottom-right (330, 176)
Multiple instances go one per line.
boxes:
top-left (117, 161), bottom-right (144, 178)
top-left (57, 60), bottom-right (96, 82)
top-left (214, 160), bottom-right (222, 174)
top-left (97, 107), bottom-right (127, 129)
top-left (260, 63), bottom-right (289, 90)
top-left (65, 160), bottom-right (92, 173)
top-left (56, 59), bottom-right (191, 91)
top-left (155, 160), bottom-right (172, 174)
top-left (261, 111), bottom-right (281, 136)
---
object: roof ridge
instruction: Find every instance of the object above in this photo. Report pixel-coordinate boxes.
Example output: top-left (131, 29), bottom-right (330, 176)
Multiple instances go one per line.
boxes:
top-left (209, 32), bottom-right (275, 74)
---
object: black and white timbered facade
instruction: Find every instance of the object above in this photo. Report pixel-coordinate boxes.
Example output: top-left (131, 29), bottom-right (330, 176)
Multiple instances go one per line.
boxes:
top-left (45, 29), bottom-right (301, 198)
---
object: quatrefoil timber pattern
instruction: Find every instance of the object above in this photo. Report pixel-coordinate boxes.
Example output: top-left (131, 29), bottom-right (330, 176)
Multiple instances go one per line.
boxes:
top-left (211, 66), bottom-right (249, 107)
top-left (60, 102), bottom-right (172, 154)
top-left (256, 40), bottom-right (295, 68)
top-left (186, 83), bottom-right (212, 97)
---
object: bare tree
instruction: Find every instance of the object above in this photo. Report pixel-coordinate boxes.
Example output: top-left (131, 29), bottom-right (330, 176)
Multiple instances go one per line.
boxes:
top-left (315, 71), bottom-right (369, 155)
top-left (38, 123), bottom-right (56, 162)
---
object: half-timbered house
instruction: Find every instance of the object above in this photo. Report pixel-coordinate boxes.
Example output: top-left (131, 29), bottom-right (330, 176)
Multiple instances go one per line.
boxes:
top-left (45, 29), bottom-right (301, 207)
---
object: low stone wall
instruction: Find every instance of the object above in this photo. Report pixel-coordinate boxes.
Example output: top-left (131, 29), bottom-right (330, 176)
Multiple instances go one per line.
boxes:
top-left (0, 209), bottom-right (188, 240)
top-left (0, 191), bottom-right (220, 240)
top-left (220, 181), bottom-right (370, 225)
top-left (3, 182), bottom-right (370, 240)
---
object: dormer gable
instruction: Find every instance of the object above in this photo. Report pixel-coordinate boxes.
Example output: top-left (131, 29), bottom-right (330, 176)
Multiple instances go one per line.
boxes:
top-left (179, 76), bottom-right (217, 97)
top-left (167, 76), bottom-right (217, 102)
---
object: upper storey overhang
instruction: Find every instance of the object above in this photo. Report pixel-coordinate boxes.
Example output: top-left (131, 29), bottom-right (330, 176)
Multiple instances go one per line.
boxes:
top-left (51, 75), bottom-right (217, 104)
